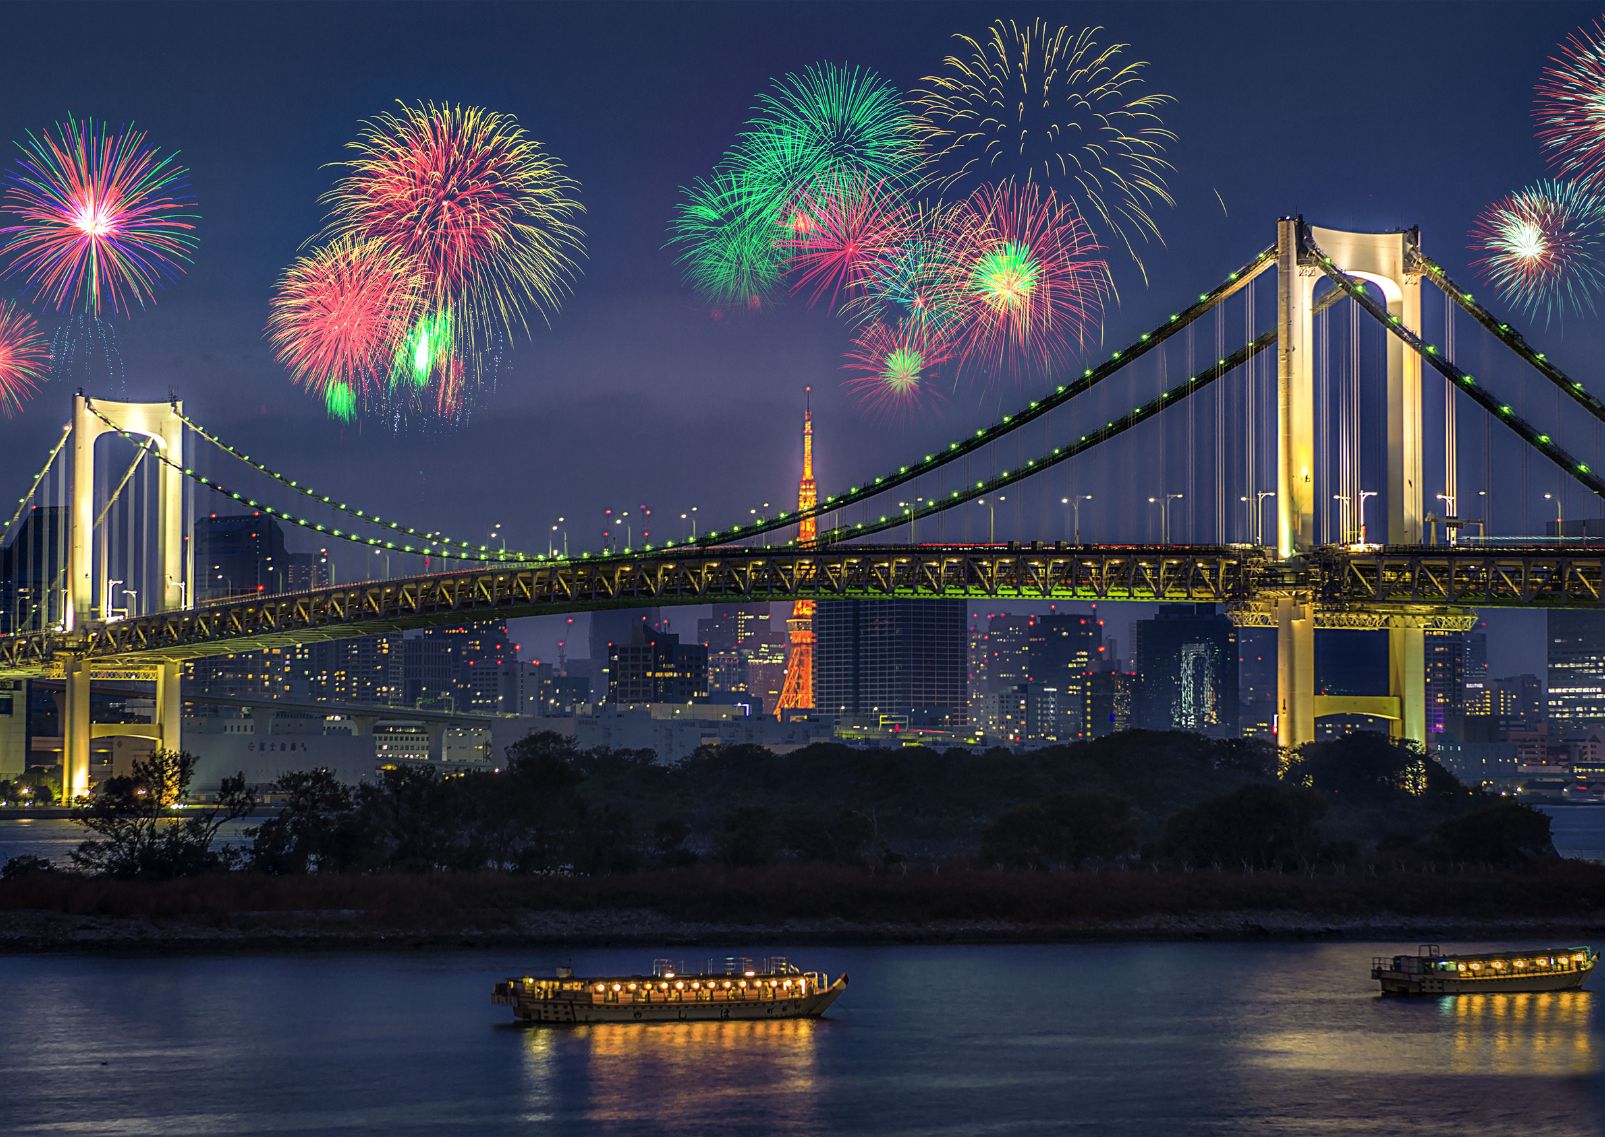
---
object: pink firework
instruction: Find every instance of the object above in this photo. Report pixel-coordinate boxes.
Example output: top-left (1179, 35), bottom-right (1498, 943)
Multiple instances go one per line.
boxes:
top-left (0, 117), bottom-right (198, 316)
top-left (267, 240), bottom-right (422, 402)
top-left (935, 181), bottom-right (1109, 376)
top-left (843, 317), bottom-right (951, 417)
top-left (781, 175), bottom-right (912, 309)
top-left (0, 300), bottom-right (49, 416)
top-left (1535, 19), bottom-right (1605, 188)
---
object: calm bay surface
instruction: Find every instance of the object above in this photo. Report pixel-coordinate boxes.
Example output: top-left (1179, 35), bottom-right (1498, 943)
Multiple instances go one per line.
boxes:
top-left (0, 942), bottom-right (1600, 1136)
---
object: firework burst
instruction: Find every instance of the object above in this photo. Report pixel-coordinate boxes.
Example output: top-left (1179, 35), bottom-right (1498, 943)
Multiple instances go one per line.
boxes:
top-left (1469, 180), bottom-right (1605, 321)
top-left (0, 116), bottom-right (198, 316)
top-left (911, 21), bottom-right (1175, 278)
top-left (843, 317), bottom-right (950, 416)
top-left (936, 182), bottom-right (1109, 375)
top-left (668, 170), bottom-right (785, 306)
top-left (781, 174), bottom-right (912, 309)
top-left (0, 300), bottom-right (49, 415)
top-left (733, 63), bottom-right (925, 225)
top-left (320, 100), bottom-right (584, 363)
top-left (267, 239), bottom-right (422, 414)
top-left (1535, 19), bottom-right (1605, 188)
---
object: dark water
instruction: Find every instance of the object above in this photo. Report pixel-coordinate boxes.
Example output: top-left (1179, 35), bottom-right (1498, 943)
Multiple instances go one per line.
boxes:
top-left (0, 943), bottom-right (1599, 1136)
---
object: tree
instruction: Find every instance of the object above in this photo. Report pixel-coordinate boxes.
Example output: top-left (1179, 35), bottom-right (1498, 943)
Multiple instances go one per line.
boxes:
top-left (980, 792), bottom-right (1139, 870)
top-left (1427, 799), bottom-right (1556, 867)
top-left (716, 806), bottom-right (778, 868)
top-left (1, 854), bottom-right (56, 880)
top-left (248, 769), bottom-right (358, 874)
top-left (1161, 784), bottom-right (1328, 870)
top-left (1289, 734), bottom-right (1461, 801)
top-left (71, 749), bottom-right (255, 879)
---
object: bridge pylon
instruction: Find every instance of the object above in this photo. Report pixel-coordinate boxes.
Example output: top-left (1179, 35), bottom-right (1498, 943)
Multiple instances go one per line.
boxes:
top-left (60, 394), bottom-right (188, 801)
top-left (1274, 217), bottom-right (1425, 752)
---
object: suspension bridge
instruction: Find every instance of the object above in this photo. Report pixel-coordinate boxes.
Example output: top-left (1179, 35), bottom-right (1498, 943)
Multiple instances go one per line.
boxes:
top-left (5, 215), bottom-right (1605, 799)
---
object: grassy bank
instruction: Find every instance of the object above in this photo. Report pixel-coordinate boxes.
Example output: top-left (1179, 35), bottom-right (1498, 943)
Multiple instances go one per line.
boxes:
top-left (4, 861), bottom-right (1604, 950)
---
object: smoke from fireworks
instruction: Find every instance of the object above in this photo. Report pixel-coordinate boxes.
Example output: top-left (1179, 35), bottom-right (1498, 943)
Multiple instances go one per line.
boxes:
top-left (911, 21), bottom-right (1175, 278)
top-left (734, 63), bottom-right (925, 225)
top-left (1535, 19), bottom-right (1605, 188)
top-left (668, 170), bottom-right (784, 306)
top-left (1469, 179), bottom-right (1605, 321)
top-left (267, 239), bottom-right (422, 409)
top-left (937, 182), bottom-right (1109, 375)
top-left (843, 317), bottom-right (950, 415)
top-left (0, 300), bottom-right (49, 416)
top-left (0, 116), bottom-right (199, 316)
top-left (319, 100), bottom-right (584, 380)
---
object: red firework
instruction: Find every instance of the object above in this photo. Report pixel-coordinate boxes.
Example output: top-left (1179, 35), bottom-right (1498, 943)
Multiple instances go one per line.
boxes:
top-left (0, 299), bottom-right (49, 416)
top-left (935, 182), bottom-right (1109, 376)
top-left (781, 175), bottom-right (912, 309)
top-left (843, 317), bottom-right (951, 417)
top-left (1535, 18), bottom-right (1605, 188)
top-left (266, 239), bottom-right (421, 401)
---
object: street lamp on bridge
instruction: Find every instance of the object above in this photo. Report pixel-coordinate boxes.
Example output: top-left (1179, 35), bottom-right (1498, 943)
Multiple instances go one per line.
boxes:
top-left (550, 517), bottom-right (567, 559)
top-left (1545, 492), bottom-right (1563, 538)
top-left (1148, 494), bottom-right (1182, 545)
top-left (681, 507), bottom-right (698, 541)
top-left (1358, 490), bottom-right (1378, 542)
top-left (976, 495), bottom-right (1005, 543)
top-left (1061, 495), bottom-right (1092, 544)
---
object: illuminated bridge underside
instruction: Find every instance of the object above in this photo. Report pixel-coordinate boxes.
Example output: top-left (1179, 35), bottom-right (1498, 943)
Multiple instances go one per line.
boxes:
top-left (5, 544), bottom-right (1605, 679)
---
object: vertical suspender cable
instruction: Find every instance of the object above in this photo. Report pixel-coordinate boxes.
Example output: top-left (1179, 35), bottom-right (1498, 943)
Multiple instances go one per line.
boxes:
top-left (1444, 290), bottom-right (1457, 524)
top-left (1215, 304), bottom-right (1225, 541)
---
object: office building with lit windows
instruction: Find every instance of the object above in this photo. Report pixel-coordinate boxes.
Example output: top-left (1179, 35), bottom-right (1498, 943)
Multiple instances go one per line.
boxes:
top-left (815, 599), bottom-right (967, 727)
top-left (1548, 610), bottom-right (1605, 737)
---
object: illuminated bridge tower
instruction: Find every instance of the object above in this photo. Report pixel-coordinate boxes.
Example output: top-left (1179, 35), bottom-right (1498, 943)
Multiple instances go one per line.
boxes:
top-left (775, 390), bottom-right (816, 718)
top-left (62, 394), bottom-right (190, 800)
top-left (1272, 218), bottom-right (1435, 752)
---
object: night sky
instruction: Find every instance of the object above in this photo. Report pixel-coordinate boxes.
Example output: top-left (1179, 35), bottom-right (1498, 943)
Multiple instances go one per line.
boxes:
top-left (3, 0), bottom-right (1600, 673)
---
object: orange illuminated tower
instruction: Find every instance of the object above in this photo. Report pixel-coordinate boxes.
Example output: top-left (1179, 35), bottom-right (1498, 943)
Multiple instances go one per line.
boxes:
top-left (776, 388), bottom-right (816, 717)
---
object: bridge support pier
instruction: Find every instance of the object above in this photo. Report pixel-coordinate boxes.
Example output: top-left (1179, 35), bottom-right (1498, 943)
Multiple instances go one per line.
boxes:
top-left (155, 661), bottom-right (183, 758)
top-left (63, 659), bottom-right (91, 802)
top-left (1275, 597), bottom-right (1316, 751)
top-left (1387, 626), bottom-right (1426, 747)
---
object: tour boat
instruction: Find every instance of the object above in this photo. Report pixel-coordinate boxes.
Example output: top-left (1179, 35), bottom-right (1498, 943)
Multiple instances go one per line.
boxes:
top-left (1372, 944), bottom-right (1595, 995)
top-left (493, 957), bottom-right (848, 1024)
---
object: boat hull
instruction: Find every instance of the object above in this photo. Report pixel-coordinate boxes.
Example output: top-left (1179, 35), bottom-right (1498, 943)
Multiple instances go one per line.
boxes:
top-left (1375, 969), bottom-right (1591, 995)
top-left (497, 976), bottom-right (847, 1025)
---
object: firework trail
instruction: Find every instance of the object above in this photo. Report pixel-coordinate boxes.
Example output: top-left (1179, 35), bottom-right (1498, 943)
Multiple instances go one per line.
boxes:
top-left (843, 317), bottom-right (950, 416)
top-left (734, 62), bottom-right (925, 225)
top-left (1469, 180), bottom-right (1605, 322)
top-left (319, 100), bottom-right (584, 385)
top-left (936, 181), bottom-right (1109, 376)
top-left (840, 200), bottom-right (961, 333)
top-left (1535, 19), bottom-right (1605, 188)
top-left (911, 20), bottom-right (1175, 279)
top-left (267, 238), bottom-right (422, 414)
top-left (668, 170), bottom-right (784, 306)
top-left (781, 174), bottom-right (913, 309)
top-left (0, 300), bottom-right (49, 415)
top-left (51, 314), bottom-right (125, 395)
top-left (0, 116), bottom-right (198, 316)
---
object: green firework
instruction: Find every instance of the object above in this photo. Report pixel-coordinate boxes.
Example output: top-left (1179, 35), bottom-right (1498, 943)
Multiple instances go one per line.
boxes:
top-left (970, 241), bottom-right (1042, 311)
top-left (667, 171), bottom-right (784, 304)
top-left (393, 310), bottom-right (456, 389)
top-left (324, 381), bottom-right (357, 422)
top-left (732, 62), bottom-right (925, 224)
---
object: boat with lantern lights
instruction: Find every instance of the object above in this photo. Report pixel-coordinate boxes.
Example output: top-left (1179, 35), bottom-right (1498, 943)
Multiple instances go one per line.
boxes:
top-left (493, 957), bottom-right (847, 1024)
top-left (1372, 945), bottom-right (1595, 995)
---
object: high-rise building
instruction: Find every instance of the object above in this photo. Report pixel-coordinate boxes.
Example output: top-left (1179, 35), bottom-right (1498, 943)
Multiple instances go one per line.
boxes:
top-left (698, 603), bottom-right (774, 654)
top-left (309, 634), bottom-right (405, 706)
top-left (1237, 629), bottom-right (1277, 740)
top-left (777, 393), bottom-right (817, 716)
top-left (589, 609), bottom-right (660, 701)
top-left (982, 614), bottom-right (1033, 692)
top-left (1086, 667), bottom-right (1136, 738)
top-left (194, 513), bottom-right (289, 600)
top-left (607, 626), bottom-right (709, 704)
top-left (1026, 612), bottom-right (1102, 740)
top-left (1425, 632), bottom-right (1468, 736)
top-left (0, 506), bottom-right (65, 630)
top-left (1548, 610), bottom-right (1605, 737)
top-left (186, 642), bottom-right (314, 703)
top-left (815, 599), bottom-right (967, 726)
top-left (1134, 604), bottom-right (1239, 736)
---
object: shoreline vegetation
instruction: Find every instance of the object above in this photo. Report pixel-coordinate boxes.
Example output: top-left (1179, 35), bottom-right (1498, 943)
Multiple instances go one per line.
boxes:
top-left (3, 730), bottom-right (1602, 952)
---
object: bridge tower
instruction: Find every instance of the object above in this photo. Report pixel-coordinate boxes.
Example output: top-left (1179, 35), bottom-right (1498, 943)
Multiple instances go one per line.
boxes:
top-left (775, 389), bottom-right (816, 718)
top-left (1274, 218), bottom-right (1426, 752)
top-left (61, 394), bottom-right (189, 800)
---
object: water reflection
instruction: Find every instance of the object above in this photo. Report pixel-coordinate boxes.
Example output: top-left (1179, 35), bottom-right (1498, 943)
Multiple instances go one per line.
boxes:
top-left (521, 1018), bottom-right (821, 1133)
